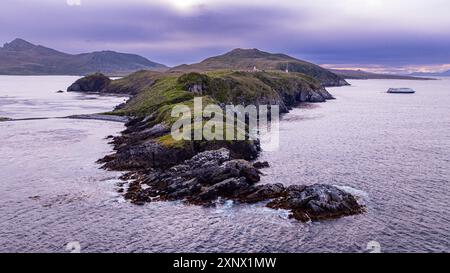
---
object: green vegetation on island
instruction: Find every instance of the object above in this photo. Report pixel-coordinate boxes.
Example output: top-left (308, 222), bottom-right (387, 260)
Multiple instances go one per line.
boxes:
top-left (110, 70), bottom-right (334, 146)
top-left (170, 48), bottom-right (348, 87)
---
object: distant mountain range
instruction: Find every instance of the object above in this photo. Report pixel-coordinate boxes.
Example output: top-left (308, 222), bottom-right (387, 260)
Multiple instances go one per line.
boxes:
top-left (410, 70), bottom-right (450, 77)
top-left (170, 48), bottom-right (348, 86)
top-left (0, 38), bottom-right (167, 76)
top-left (2, 39), bottom-right (437, 82)
top-left (330, 69), bottom-right (434, 80)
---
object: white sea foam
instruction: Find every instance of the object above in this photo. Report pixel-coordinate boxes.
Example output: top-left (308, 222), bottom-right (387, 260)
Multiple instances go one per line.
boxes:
top-left (213, 199), bottom-right (235, 214)
top-left (335, 185), bottom-right (369, 206)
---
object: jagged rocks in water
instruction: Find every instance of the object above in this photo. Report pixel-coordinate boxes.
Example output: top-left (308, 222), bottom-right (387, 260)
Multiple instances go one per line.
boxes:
top-left (67, 73), bottom-right (111, 92)
top-left (253, 161), bottom-right (270, 169)
top-left (120, 148), bottom-right (365, 222)
top-left (123, 148), bottom-right (261, 204)
top-left (238, 183), bottom-right (286, 203)
top-left (267, 184), bottom-right (365, 222)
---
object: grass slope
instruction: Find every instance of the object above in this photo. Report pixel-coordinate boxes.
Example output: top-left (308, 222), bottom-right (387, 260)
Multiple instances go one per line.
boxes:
top-left (106, 70), bottom-right (164, 95)
top-left (170, 48), bottom-right (347, 86)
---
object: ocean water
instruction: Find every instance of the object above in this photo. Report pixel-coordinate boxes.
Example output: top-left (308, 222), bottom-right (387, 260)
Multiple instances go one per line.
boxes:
top-left (0, 75), bottom-right (127, 119)
top-left (0, 76), bottom-right (449, 253)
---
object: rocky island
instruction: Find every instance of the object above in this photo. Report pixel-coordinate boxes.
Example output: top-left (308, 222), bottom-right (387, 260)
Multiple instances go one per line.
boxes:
top-left (68, 49), bottom-right (365, 222)
top-left (67, 73), bottom-right (111, 92)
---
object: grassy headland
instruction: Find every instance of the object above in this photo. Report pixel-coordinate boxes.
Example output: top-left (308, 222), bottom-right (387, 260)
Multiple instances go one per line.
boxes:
top-left (67, 55), bottom-right (365, 222)
top-left (170, 48), bottom-right (348, 87)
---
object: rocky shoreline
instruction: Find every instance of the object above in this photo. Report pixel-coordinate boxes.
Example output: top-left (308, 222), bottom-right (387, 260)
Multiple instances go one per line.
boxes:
top-left (69, 70), bottom-right (365, 222)
top-left (99, 123), bottom-right (365, 222)
top-left (117, 148), bottom-right (364, 222)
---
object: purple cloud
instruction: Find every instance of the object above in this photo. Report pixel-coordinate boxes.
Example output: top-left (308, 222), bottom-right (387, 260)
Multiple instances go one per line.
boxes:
top-left (1, 0), bottom-right (450, 69)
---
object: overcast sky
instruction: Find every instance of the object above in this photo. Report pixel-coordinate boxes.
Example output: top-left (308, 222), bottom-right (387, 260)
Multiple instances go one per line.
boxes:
top-left (2, 0), bottom-right (450, 72)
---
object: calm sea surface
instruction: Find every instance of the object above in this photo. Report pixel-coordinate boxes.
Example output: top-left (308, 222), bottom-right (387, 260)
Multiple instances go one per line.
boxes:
top-left (0, 76), bottom-right (449, 253)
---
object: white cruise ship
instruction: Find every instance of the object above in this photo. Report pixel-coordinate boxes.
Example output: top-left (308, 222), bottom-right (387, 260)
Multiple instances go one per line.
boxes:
top-left (387, 88), bottom-right (416, 94)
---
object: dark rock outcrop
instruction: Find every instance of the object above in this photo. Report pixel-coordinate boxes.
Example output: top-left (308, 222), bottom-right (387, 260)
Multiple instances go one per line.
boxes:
top-left (253, 161), bottom-right (270, 169)
top-left (99, 139), bottom-right (196, 171)
top-left (267, 184), bottom-right (365, 222)
top-left (120, 148), bottom-right (365, 222)
top-left (238, 183), bottom-right (286, 203)
top-left (123, 148), bottom-right (260, 204)
top-left (67, 73), bottom-right (111, 92)
top-left (295, 87), bottom-right (334, 103)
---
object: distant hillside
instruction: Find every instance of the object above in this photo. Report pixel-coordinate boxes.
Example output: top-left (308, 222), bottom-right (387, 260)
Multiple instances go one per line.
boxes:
top-left (0, 38), bottom-right (168, 76)
top-left (170, 48), bottom-right (348, 87)
top-left (330, 69), bottom-right (434, 80)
